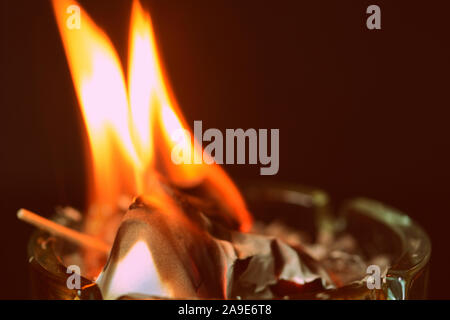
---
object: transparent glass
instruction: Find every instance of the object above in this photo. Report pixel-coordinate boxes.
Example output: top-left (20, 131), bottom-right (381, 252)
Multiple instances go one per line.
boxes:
top-left (27, 183), bottom-right (431, 299)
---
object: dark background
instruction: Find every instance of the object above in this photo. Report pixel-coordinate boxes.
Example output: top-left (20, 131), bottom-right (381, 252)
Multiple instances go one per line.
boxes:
top-left (1, 0), bottom-right (449, 299)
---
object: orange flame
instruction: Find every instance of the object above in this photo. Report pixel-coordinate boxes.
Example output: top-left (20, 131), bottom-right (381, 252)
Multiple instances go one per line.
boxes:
top-left (51, 0), bottom-right (252, 231)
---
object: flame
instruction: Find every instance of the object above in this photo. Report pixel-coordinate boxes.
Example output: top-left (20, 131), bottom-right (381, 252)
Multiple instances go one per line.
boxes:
top-left (52, 0), bottom-right (252, 231)
top-left (97, 240), bottom-right (168, 299)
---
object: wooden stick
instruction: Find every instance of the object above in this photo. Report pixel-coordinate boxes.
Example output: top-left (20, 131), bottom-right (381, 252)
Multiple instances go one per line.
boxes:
top-left (17, 208), bottom-right (110, 254)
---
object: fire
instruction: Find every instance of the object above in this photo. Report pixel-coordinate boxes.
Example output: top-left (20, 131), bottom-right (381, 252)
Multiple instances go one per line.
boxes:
top-left (51, 0), bottom-right (252, 232)
top-left (97, 240), bottom-right (168, 299)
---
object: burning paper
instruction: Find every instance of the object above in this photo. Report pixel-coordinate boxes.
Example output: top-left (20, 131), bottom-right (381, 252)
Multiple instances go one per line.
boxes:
top-left (51, 0), bottom-right (339, 299)
top-left (96, 181), bottom-right (332, 299)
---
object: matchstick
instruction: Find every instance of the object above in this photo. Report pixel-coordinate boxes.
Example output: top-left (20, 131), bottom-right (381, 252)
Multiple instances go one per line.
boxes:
top-left (17, 208), bottom-right (110, 254)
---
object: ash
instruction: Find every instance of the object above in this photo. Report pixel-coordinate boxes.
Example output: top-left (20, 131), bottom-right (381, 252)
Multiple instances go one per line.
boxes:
top-left (253, 220), bottom-right (391, 288)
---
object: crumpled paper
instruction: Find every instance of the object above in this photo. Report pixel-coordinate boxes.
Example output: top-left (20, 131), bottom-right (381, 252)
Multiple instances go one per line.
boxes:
top-left (96, 185), bottom-right (333, 300)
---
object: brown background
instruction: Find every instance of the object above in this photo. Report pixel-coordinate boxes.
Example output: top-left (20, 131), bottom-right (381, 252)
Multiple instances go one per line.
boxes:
top-left (1, 0), bottom-right (449, 299)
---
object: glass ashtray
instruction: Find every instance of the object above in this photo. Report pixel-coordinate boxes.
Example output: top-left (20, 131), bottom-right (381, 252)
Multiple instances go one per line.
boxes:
top-left (27, 183), bottom-right (431, 300)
